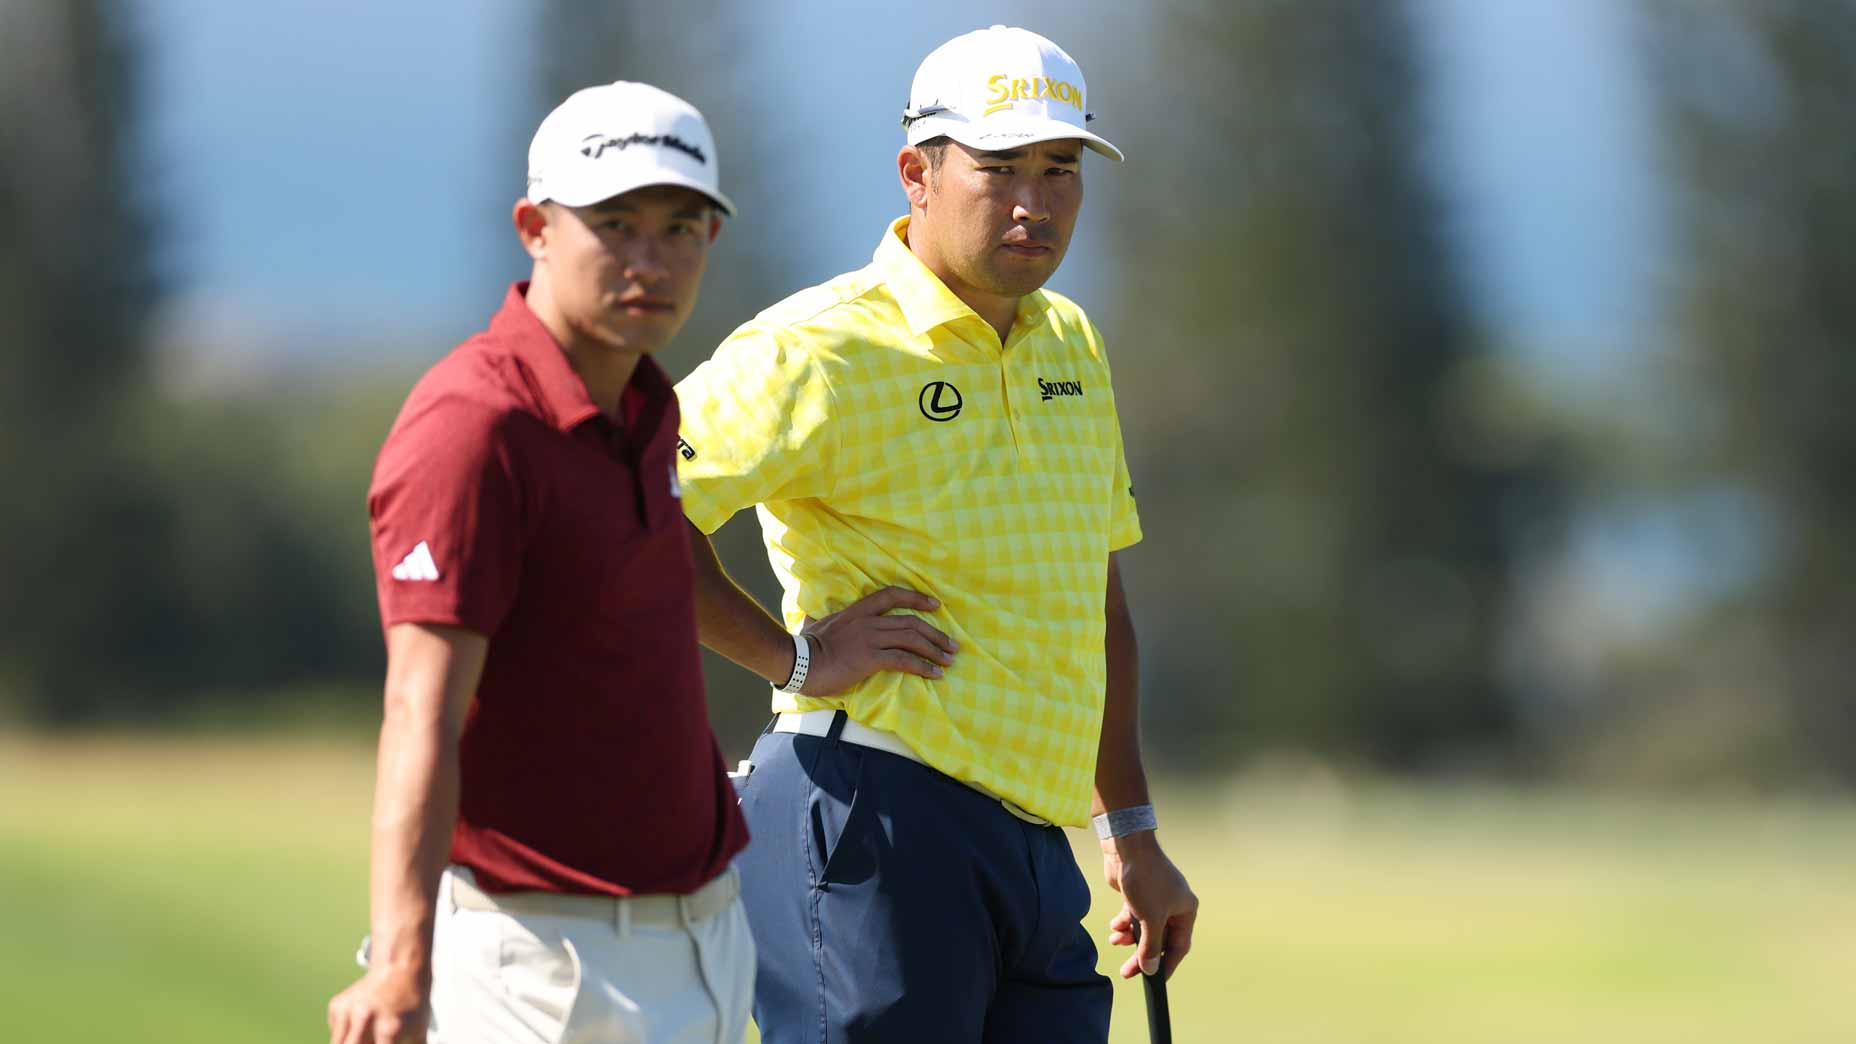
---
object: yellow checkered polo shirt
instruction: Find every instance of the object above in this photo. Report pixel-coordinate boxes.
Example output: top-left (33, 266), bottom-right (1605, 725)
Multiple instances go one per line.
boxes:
top-left (675, 216), bottom-right (1141, 826)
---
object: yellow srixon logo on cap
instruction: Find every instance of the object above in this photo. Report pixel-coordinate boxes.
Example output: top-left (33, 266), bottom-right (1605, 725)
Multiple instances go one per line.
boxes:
top-left (982, 74), bottom-right (1083, 116)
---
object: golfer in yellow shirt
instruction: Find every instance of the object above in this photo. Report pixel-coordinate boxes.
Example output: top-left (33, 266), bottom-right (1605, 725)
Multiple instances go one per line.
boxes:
top-left (676, 26), bottom-right (1198, 1042)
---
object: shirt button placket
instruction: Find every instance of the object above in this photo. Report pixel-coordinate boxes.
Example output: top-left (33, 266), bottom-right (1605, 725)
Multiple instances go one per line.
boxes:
top-left (609, 426), bottom-right (652, 526)
top-left (999, 359), bottom-right (1024, 456)
top-left (1001, 342), bottom-right (1029, 461)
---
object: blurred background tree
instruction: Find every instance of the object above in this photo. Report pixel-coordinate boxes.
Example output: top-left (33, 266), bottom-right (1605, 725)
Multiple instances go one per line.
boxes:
top-left (1633, 0), bottom-right (1856, 785)
top-left (0, 0), bottom-right (174, 721)
top-left (0, 0), bottom-right (383, 724)
top-left (1103, 0), bottom-right (1570, 772)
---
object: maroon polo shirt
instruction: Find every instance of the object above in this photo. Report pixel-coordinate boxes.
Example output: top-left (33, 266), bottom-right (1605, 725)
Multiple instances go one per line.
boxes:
top-left (367, 282), bottom-right (747, 897)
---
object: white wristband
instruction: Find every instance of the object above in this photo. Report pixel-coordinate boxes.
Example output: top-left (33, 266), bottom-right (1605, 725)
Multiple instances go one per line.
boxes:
top-left (778, 633), bottom-right (810, 694)
top-left (1092, 803), bottom-right (1158, 841)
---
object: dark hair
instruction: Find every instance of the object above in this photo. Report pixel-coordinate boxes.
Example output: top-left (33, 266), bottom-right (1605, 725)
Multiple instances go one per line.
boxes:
top-left (916, 135), bottom-right (951, 175)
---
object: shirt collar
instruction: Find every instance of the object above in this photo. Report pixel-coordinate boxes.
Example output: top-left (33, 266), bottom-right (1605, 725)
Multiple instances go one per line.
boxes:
top-left (872, 217), bottom-right (1055, 340)
top-left (489, 282), bottom-right (674, 434)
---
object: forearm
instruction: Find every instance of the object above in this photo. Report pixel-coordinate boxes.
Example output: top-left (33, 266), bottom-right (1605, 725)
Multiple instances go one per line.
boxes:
top-left (687, 519), bottom-right (798, 684)
top-left (363, 623), bottom-right (483, 986)
top-left (1094, 555), bottom-right (1151, 816)
top-left (365, 698), bottom-right (461, 984)
top-left (1094, 607), bottom-right (1150, 815)
top-left (1090, 561), bottom-right (1197, 979)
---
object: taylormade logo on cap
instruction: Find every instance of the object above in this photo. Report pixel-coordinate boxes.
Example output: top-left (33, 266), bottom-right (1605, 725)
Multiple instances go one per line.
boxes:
top-left (902, 25), bottom-right (1123, 162)
top-left (527, 81), bottom-right (737, 215)
top-left (578, 131), bottom-right (707, 165)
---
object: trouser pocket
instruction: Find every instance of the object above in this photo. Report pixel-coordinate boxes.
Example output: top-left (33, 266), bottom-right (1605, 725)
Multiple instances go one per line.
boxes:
top-left (804, 741), bottom-right (872, 887)
top-left (431, 887), bottom-right (585, 1044)
top-left (494, 914), bottom-right (585, 1043)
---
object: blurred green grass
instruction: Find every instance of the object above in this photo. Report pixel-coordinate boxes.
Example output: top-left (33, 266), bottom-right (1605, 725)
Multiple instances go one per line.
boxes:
top-left (3, 733), bottom-right (1852, 1043)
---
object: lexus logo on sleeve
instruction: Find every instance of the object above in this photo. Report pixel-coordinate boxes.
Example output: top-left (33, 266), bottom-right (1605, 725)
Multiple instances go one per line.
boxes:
top-left (918, 381), bottom-right (963, 422)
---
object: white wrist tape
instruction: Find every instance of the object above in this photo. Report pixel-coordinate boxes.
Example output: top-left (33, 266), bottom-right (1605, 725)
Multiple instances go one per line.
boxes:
top-left (1092, 803), bottom-right (1158, 841)
top-left (778, 633), bottom-right (811, 695)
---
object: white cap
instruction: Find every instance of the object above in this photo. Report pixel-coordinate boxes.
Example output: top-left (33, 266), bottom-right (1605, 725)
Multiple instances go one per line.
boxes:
top-left (902, 25), bottom-right (1122, 162)
top-left (526, 81), bottom-right (737, 216)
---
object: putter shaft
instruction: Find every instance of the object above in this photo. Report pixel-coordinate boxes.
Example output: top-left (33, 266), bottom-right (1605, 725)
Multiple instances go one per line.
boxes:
top-left (1132, 919), bottom-right (1173, 1044)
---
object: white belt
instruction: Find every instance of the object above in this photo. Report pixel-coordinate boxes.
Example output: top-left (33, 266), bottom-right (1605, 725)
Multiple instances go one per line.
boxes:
top-left (358, 865), bottom-right (740, 967)
top-left (772, 710), bottom-right (1051, 826)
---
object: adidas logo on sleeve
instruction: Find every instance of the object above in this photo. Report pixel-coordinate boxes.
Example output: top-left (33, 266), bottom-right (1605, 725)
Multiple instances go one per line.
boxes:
top-left (391, 541), bottom-right (441, 582)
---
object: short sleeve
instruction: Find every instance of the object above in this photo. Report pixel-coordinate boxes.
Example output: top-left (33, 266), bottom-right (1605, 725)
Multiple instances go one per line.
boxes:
top-left (1078, 314), bottom-right (1142, 552)
top-left (367, 396), bottom-right (525, 636)
top-left (673, 327), bottom-right (838, 535)
top-left (1108, 411), bottom-right (1143, 552)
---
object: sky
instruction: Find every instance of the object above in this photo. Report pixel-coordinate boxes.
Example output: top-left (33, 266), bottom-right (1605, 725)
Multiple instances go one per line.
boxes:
top-left (133, 0), bottom-right (1667, 385)
top-left (1411, 0), bottom-right (1667, 373)
top-left (134, 0), bottom-right (522, 362)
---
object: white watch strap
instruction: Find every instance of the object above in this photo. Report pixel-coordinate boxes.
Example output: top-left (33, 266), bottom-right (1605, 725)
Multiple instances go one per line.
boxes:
top-left (1092, 803), bottom-right (1158, 840)
top-left (778, 633), bottom-right (811, 694)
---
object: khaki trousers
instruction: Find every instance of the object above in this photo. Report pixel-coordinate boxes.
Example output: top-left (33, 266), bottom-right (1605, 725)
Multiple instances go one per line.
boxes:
top-left (428, 865), bottom-right (754, 1044)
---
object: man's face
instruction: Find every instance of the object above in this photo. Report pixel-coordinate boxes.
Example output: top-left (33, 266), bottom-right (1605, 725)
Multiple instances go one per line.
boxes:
top-left (536, 185), bottom-right (718, 355)
top-left (915, 138), bottom-right (1085, 300)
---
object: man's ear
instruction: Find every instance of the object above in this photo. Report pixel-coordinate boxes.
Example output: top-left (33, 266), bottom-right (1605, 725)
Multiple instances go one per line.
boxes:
top-left (513, 198), bottom-right (551, 261)
top-left (708, 212), bottom-right (723, 244)
top-left (898, 146), bottom-right (931, 209)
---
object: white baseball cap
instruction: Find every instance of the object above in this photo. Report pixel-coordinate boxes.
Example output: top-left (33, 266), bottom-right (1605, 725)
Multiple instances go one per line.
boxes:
top-left (902, 25), bottom-right (1122, 162)
top-left (526, 81), bottom-right (737, 216)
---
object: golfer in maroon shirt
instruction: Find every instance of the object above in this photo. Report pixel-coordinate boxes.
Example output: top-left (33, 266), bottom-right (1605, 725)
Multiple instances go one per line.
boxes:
top-left (324, 80), bottom-right (933, 1044)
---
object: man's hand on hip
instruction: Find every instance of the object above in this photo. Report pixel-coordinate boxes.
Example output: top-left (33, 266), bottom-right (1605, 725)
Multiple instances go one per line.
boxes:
top-left (327, 965), bottom-right (429, 1044)
top-left (1102, 831), bottom-right (1198, 981)
top-left (799, 586), bottom-right (958, 696)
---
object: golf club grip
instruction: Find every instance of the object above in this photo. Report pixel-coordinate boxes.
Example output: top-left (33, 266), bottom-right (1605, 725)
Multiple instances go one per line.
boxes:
top-left (1132, 919), bottom-right (1173, 1044)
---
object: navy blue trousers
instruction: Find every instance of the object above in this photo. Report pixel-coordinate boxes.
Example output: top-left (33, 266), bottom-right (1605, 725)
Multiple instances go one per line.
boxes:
top-left (733, 715), bottom-right (1112, 1043)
